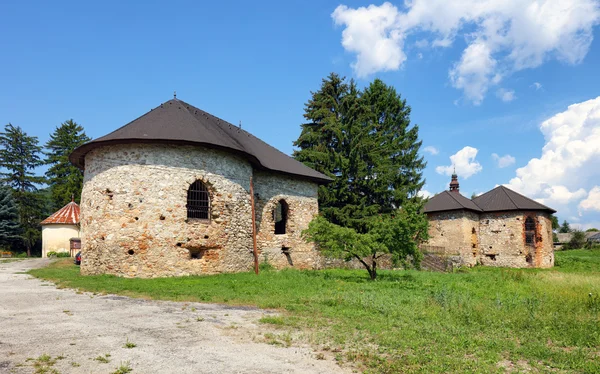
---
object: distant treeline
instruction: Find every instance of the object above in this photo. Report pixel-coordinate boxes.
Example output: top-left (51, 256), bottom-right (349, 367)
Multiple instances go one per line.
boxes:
top-left (0, 120), bottom-right (89, 256)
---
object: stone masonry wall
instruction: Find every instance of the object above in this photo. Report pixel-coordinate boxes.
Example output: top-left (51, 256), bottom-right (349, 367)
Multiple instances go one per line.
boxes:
top-left (80, 144), bottom-right (322, 278)
top-left (424, 210), bottom-right (480, 267)
top-left (253, 171), bottom-right (321, 269)
top-left (478, 211), bottom-right (554, 268)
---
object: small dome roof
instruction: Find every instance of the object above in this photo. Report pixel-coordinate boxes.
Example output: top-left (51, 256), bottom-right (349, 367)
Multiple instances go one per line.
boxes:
top-left (41, 201), bottom-right (80, 225)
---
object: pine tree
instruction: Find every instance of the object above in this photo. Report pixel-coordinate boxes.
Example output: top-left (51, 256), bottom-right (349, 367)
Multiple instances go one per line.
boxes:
top-left (294, 74), bottom-right (426, 233)
top-left (44, 119), bottom-right (90, 209)
top-left (559, 220), bottom-right (572, 233)
top-left (18, 191), bottom-right (46, 256)
top-left (293, 73), bottom-right (359, 227)
top-left (0, 123), bottom-right (45, 256)
top-left (0, 187), bottom-right (20, 250)
top-left (359, 79), bottom-right (426, 212)
top-left (0, 123), bottom-right (44, 191)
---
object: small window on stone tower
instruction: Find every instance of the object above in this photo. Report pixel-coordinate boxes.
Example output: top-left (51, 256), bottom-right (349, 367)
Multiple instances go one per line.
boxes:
top-left (525, 217), bottom-right (536, 247)
top-left (273, 200), bottom-right (288, 235)
top-left (187, 180), bottom-right (210, 220)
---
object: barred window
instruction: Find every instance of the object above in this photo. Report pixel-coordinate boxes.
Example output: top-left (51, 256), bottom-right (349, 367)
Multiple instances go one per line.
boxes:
top-left (525, 217), bottom-right (536, 247)
top-left (273, 200), bottom-right (288, 235)
top-left (187, 180), bottom-right (210, 220)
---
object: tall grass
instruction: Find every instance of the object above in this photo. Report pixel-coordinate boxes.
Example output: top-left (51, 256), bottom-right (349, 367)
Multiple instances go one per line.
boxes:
top-left (30, 249), bottom-right (600, 373)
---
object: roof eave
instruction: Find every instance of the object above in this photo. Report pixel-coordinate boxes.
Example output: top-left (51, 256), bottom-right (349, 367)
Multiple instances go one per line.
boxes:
top-left (425, 207), bottom-right (482, 214)
top-left (70, 139), bottom-right (333, 185)
top-left (480, 208), bottom-right (557, 214)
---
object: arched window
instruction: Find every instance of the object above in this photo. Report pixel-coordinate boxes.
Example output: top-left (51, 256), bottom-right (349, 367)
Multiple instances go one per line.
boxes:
top-left (525, 217), bottom-right (536, 247)
top-left (273, 200), bottom-right (288, 235)
top-left (187, 180), bottom-right (210, 220)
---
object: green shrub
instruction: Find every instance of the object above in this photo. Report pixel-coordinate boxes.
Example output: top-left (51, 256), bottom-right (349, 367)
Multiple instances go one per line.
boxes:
top-left (47, 251), bottom-right (57, 257)
top-left (564, 230), bottom-right (587, 250)
top-left (259, 253), bottom-right (275, 272)
top-left (15, 252), bottom-right (28, 258)
top-left (56, 252), bottom-right (71, 258)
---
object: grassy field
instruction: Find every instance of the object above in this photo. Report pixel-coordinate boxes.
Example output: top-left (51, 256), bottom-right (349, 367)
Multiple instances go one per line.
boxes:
top-left (30, 250), bottom-right (600, 373)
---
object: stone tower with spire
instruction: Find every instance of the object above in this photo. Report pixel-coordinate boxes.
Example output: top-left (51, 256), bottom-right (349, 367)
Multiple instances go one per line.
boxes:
top-left (449, 167), bottom-right (459, 193)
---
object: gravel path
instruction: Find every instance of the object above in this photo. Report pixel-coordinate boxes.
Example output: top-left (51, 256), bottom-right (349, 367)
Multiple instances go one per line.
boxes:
top-left (0, 259), bottom-right (347, 374)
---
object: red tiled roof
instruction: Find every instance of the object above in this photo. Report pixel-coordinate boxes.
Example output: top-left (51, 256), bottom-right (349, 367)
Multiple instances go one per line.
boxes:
top-left (41, 201), bottom-right (80, 225)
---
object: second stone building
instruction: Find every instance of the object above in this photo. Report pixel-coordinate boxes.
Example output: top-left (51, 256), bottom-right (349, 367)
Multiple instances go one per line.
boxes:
top-left (423, 172), bottom-right (555, 268)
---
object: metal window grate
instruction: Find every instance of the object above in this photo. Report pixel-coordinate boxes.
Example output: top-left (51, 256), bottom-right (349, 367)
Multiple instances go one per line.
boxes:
top-left (525, 232), bottom-right (535, 246)
top-left (187, 180), bottom-right (210, 220)
top-left (525, 217), bottom-right (536, 247)
top-left (525, 217), bottom-right (536, 231)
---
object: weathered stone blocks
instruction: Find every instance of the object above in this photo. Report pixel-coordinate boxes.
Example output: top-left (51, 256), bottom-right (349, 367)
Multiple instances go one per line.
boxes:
top-left (424, 210), bottom-right (554, 268)
top-left (80, 144), bottom-right (321, 278)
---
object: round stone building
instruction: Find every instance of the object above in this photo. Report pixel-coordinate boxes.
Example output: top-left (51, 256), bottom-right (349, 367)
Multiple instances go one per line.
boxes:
top-left (69, 98), bottom-right (331, 278)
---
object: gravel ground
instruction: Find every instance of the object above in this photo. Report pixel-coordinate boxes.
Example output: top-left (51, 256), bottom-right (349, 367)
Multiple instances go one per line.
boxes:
top-left (0, 259), bottom-right (348, 374)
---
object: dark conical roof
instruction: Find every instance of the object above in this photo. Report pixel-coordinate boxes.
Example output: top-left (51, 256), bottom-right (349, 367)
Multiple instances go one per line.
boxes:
top-left (69, 99), bottom-right (332, 184)
top-left (423, 191), bottom-right (483, 213)
top-left (472, 185), bottom-right (556, 213)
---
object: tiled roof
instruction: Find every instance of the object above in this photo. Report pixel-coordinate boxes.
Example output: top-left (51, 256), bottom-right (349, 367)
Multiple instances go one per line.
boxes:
top-left (472, 186), bottom-right (556, 213)
top-left (69, 98), bottom-right (332, 184)
top-left (423, 191), bottom-right (483, 213)
top-left (41, 201), bottom-right (80, 225)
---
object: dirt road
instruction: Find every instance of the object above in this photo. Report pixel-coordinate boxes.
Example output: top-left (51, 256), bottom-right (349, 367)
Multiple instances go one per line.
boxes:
top-left (0, 259), bottom-right (346, 373)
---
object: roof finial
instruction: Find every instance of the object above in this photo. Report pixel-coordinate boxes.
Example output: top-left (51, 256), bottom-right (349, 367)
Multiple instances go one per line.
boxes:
top-left (71, 194), bottom-right (74, 202)
top-left (174, 91), bottom-right (177, 99)
top-left (239, 120), bottom-right (242, 129)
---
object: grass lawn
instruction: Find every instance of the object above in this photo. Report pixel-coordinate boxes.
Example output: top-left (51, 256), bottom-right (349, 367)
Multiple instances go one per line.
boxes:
top-left (30, 250), bottom-right (600, 373)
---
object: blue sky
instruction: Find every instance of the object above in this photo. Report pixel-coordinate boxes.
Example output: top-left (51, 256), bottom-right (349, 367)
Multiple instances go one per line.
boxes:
top-left (1, 1), bottom-right (600, 228)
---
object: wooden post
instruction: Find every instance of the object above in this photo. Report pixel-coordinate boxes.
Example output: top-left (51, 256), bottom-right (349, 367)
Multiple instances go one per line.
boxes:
top-left (250, 176), bottom-right (259, 275)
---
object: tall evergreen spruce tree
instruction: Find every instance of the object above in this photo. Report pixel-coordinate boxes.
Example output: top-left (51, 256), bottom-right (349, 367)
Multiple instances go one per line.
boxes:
top-left (0, 123), bottom-right (45, 256)
top-left (0, 124), bottom-right (44, 191)
top-left (297, 74), bottom-right (428, 279)
top-left (294, 73), bottom-right (350, 222)
top-left (294, 74), bottom-right (426, 233)
top-left (45, 119), bottom-right (90, 208)
top-left (0, 187), bottom-right (20, 250)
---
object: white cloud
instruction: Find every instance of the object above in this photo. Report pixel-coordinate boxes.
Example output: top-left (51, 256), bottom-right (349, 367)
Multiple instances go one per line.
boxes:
top-left (575, 221), bottom-right (600, 231)
top-left (539, 186), bottom-right (587, 205)
top-left (415, 39), bottom-right (429, 48)
top-left (436, 146), bottom-right (483, 179)
top-left (530, 82), bottom-right (543, 90)
top-left (506, 96), bottom-right (600, 220)
top-left (580, 186), bottom-right (600, 212)
top-left (332, 3), bottom-right (405, 77)
top-left (492, 153), bottom-right (516, 168)
top-left (496, 88), bottom-right (516, 102)
top-left (332, 1), bottom-right (600, 103)
top-left (423, 146), bottom-right (439, 155)
top-left (449, 41), bottom-right (497, 105)
top-left (418, 189), bottom-right (434, 198)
